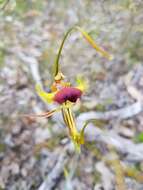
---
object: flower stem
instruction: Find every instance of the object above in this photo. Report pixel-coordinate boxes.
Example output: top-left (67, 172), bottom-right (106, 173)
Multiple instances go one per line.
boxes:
top-left (54, 27), bottom-right (74, 77)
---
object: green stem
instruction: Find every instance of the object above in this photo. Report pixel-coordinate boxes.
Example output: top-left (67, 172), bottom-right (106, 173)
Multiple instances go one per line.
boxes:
top-left (54, 26), bottom-right (76, 77)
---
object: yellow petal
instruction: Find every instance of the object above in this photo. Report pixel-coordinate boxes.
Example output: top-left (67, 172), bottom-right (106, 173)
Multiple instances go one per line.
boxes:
top-left (76, 76), bottom-right (88, 92)
top-left (76, 26), bottom-right (113, 60)
top-left (36, 84), bottom-right (55, 103)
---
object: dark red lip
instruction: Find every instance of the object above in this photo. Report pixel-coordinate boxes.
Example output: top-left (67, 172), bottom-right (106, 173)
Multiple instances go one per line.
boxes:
top-left (54, 87), bottom-right (82, 104)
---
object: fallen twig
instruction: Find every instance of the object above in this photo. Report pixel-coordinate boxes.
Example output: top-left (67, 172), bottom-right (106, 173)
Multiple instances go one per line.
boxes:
top-left (77, 101), bottom-right (143, 121)
top-left (38, 150), bottom-right (68, 190)
top-left (96, 161), bottom-right (114, 190)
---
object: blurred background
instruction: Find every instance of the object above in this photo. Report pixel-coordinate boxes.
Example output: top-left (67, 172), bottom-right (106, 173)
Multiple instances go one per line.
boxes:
top-left (0, 0), bottom-right (143, 189)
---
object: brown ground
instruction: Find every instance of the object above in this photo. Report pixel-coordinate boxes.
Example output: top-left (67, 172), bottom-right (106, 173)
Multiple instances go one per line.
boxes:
top-left (0, 0), bottom-right (143, 190)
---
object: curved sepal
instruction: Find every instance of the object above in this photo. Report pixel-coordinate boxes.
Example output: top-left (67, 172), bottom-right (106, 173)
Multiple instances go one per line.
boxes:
top-left (36, 84), bottom-right (55, 104)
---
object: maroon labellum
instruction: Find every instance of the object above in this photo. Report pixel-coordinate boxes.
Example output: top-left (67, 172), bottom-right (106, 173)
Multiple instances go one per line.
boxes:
top-left (54, 87), bottom-right (82, 104)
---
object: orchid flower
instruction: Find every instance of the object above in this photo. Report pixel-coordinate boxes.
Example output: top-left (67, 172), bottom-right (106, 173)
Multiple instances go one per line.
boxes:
top-left (28, 26), bottom-right (112, 151)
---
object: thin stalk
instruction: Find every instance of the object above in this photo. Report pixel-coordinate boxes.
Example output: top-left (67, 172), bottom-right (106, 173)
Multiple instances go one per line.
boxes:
top-left (54, 27), bottom-right (74, 77)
